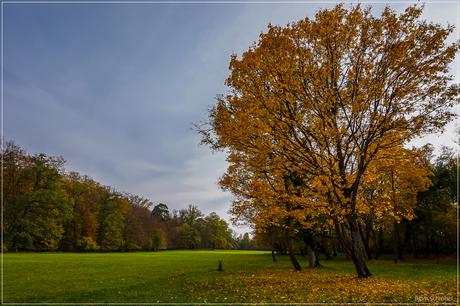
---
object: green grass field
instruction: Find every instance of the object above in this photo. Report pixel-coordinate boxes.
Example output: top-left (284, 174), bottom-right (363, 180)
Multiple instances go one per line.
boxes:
top-left (3, 250), bottom-right (457, 303)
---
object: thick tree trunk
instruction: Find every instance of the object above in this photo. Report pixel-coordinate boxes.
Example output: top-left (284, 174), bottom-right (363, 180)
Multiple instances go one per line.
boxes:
top-left (335, 218), bottom-right (371, 277)
top-left (350, 250), bottom-right (371, 277)
top-left (350, 222), bottom-right (371, 278)
top-left (358, 221), bottom-right (372, 260)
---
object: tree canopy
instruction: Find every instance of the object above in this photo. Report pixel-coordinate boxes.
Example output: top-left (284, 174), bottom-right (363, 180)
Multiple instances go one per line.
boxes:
top-left (199, 4), bottom-right (458, 277)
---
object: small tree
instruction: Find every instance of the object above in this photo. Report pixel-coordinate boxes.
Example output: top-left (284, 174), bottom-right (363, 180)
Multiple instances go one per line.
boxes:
top-left (150, 228), bottom-right (167, 251)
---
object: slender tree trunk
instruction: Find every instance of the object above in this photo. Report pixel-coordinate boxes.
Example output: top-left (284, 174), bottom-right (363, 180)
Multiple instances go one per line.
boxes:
top-left (370, 227), bottom-right (380, 259)
top-left (288, 252), bottom-right (301, 271)
top-left (431, 235), bottom-right (437, 256)
top-left (393, 220), bottom-right (400, 263)
top-left (286, 232), bottom-right (301, 271)
top-left (317, 242), bottom-right (332, 260)
top-left (334, 220), bottom-right (351, 254)
top-left (365, 218), bottom-right (373, 260)
top-left (398, 228), bottom-right (410, 261)
top-left (303, 232), bottom-right (318, 268)
top-left (271, 248), bottom-right (277, 262)
top-left (425, 233), bottom-right (430, 258)
top-left (412, 232), bottom-right (418, 258)
top-left (300, 248), bottom-right (306, 257)
top-left (377, 228), bottom-right (384, 259)
top-left (73, 219), bottom-right (78, 250)
top-left (314, 249), bottom-right (322, 267)
top-left (390, 168), bottom-right (400, 264)
top-left (287, 244), bottom-right (301, 271)
top-left (332, 239), bottom-right (338, 258)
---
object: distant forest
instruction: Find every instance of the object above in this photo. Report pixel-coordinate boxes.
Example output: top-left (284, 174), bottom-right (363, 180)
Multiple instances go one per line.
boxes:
top-left (1, 141), bottom-right (252, 252)
top-left (1, 140), bottom-right (457, 259)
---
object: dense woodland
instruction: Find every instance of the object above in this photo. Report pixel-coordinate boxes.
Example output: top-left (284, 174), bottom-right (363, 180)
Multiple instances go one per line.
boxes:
top-left (1, 141), bottom-right (249, 252)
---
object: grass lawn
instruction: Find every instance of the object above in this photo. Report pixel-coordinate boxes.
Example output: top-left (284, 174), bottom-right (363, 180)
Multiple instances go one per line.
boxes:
top-left (3, 250), bottom-right (457, 303)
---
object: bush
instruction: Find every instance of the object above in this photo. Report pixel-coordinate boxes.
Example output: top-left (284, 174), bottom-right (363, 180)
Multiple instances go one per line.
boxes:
top-left (151, 229), bottom-right (167, 251)
top-left (124, 242), bottom-right (142, 251)
top-left (77, 237), bottom-right (100, 252)
top-left (13, 232), bottom-right (34, 251)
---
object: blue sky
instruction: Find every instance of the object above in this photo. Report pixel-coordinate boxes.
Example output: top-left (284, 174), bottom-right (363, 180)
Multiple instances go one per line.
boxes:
top-left (3, 1), bottom-right (458, 232)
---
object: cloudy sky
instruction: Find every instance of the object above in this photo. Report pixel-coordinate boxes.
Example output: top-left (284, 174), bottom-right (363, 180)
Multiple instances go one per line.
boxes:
top-left (4, 1), bottom-right (458, 232)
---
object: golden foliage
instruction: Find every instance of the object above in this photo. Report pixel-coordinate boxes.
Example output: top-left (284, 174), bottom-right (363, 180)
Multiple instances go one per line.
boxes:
top-left (357, 146), bottom-right (432, 223)
top-left (201, 4), bottom-right (458, 232)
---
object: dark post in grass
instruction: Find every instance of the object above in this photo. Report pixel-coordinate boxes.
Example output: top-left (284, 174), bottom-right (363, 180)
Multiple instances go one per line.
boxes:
top-left (218, 260), bottom-right (223, 271)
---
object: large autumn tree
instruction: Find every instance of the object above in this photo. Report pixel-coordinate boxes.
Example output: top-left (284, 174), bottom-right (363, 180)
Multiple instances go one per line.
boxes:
top-left (199, 5), bottom-right (458, 277)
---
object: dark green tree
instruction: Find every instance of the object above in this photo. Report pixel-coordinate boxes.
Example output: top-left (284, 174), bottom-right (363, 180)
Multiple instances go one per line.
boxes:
top-left (202, 212), bottom-right (234, 249)
top-left (2, 143), bottom-right (71, 251)
top-left (177, 205), bottom-right (204, 249)
top-left (97, 189), bottom-right (129, 251)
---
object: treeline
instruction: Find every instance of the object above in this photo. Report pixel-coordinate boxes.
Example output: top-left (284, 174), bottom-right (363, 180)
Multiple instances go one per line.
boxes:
top-left (1, 141), bottom-right (242, 252)
top-left (254, 147), bottom-right (457, 264)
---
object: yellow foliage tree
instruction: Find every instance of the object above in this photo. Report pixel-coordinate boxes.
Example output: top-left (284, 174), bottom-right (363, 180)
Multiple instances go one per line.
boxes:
top-left (198, 4), bottom-right (458, 277)
top-left (356, 146), bottom-right (432, 260)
